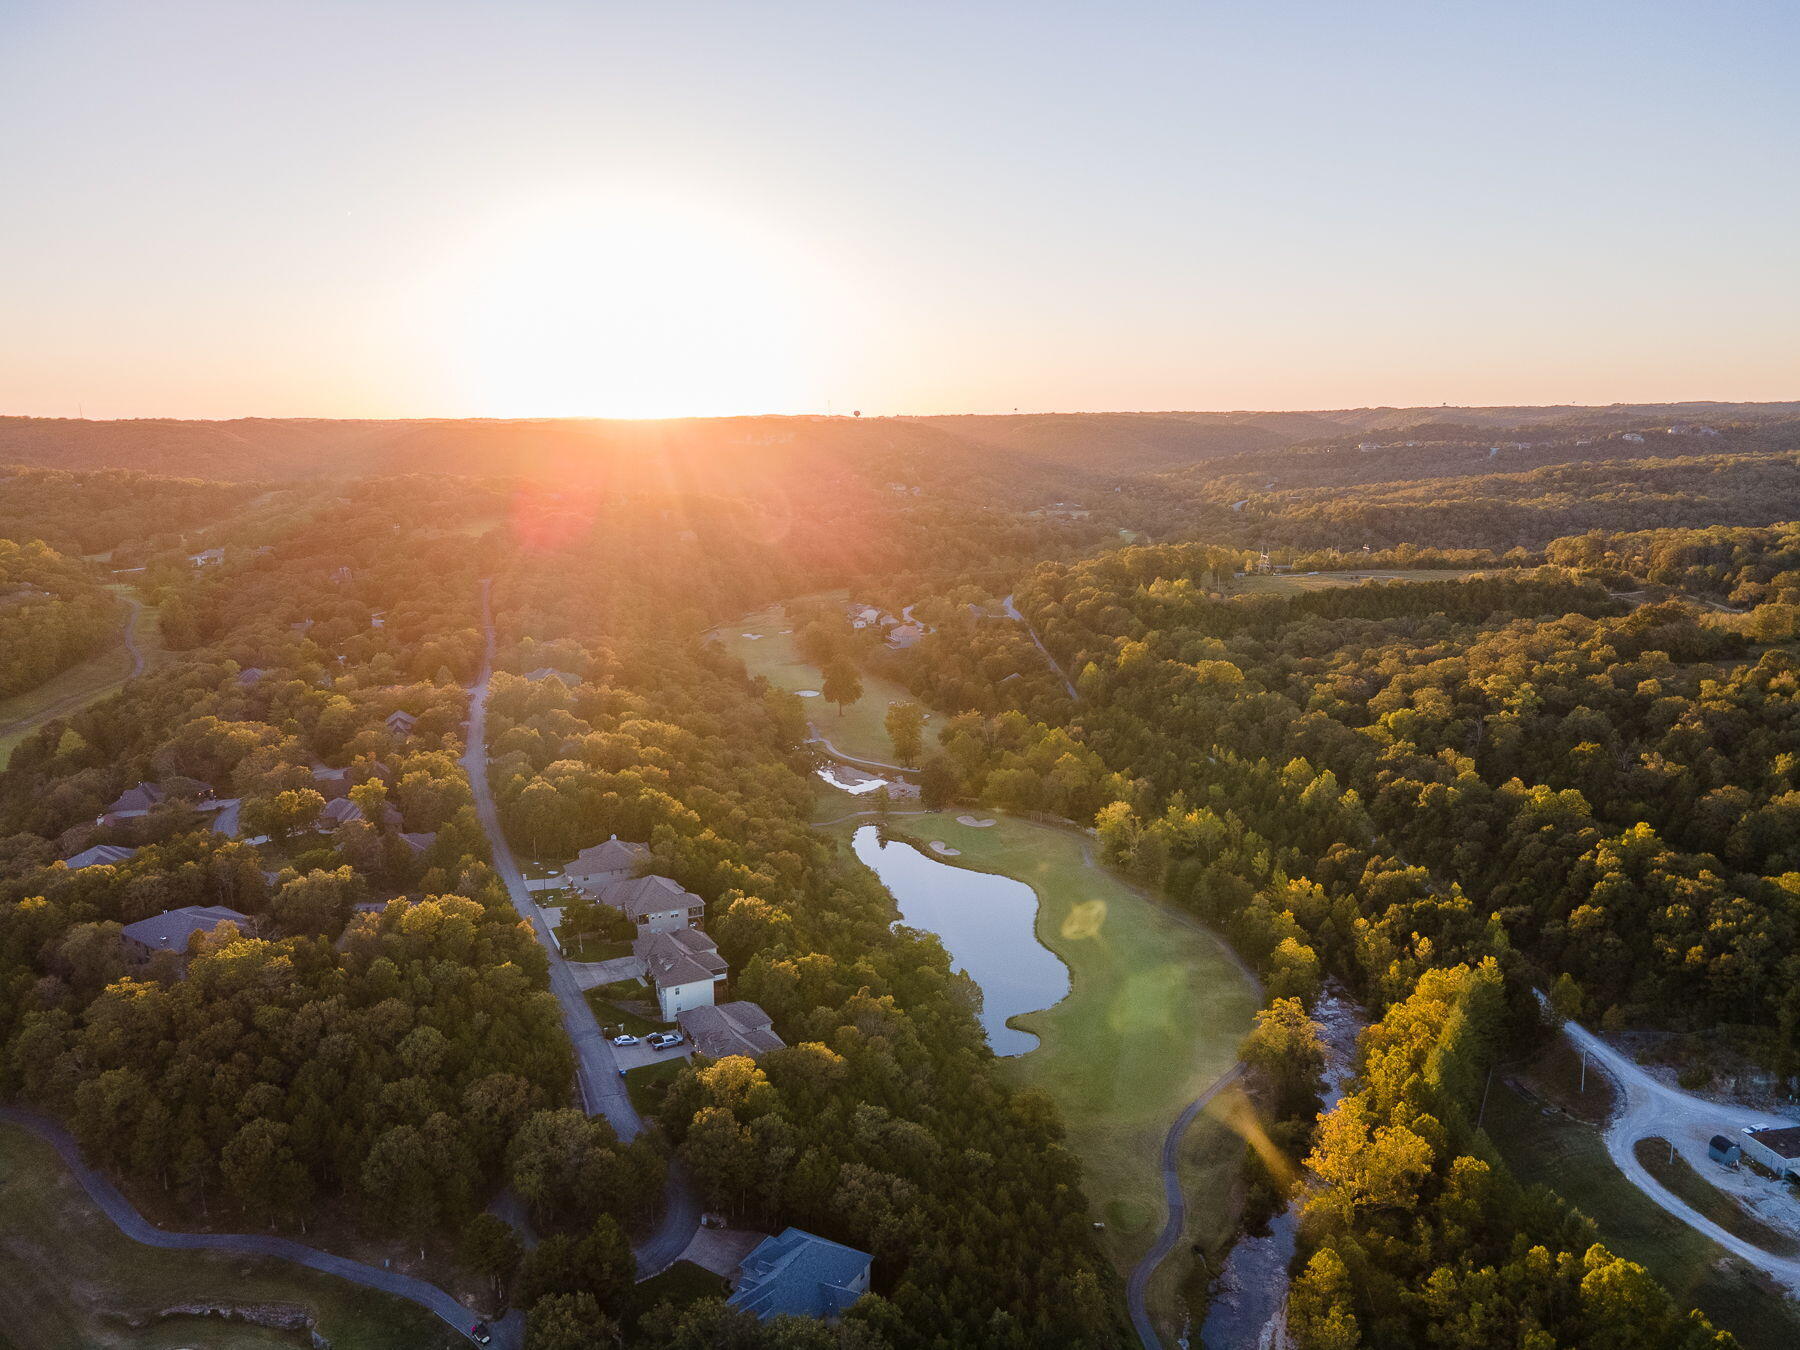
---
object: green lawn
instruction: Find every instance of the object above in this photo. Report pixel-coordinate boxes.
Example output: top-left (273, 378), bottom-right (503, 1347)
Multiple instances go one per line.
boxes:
top-left (0, 1122), bottom-right (456, 1350)
top-left (1483, 1079), bottom-right (1800, 1350)
top-left (624, 1259), bottom-right (727, 1319)
top-left (0, 592), bottom-right (164, 765)
top-left (716, 599), bottom-right (935, 766)
top-left (560, 933), bottom-right (633, 962)
top-left (830, 811), bottom-right (1259, 1285)
top-left (624, 1058), bottom-right (690, 1116)
top-left (587, 989), bottom-right (661, 1035)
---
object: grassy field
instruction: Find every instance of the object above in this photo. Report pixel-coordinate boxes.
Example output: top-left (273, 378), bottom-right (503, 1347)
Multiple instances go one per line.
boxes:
top-left (1634, 1138), bottom-right (1800, 1257)
top-left (828, 811), bottom-right (1259, 1283)
top-left (0, 590), bottom-right (164, 765)
top-left (1228, 567), bottom-right (1485, 597)
top-left (716, 598), bottom-right (934, 766)
top-left (0, 1122), bottom-right (456, 1350)
top-left (1483, 1055), bottom-right (1800, 1350)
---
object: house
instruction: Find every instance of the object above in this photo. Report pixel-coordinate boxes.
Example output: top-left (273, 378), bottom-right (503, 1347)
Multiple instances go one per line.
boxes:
top-left (850, 605), bottom-right (881, 630)
top-left (1741, 1125), bottom-right (1800, 1181)
top-left (121, 905), bottom-right (250, 960)
top-left (1621, 432), bottom-right (1646, 444)
top-left (188, 547), bottom-right (226, 567)
top-left (677, 1001), bottom-right (786, 1061)
top-left (235, 667), bottom-right (267, 686)
top-left (398, 831), bottom-right (438, 856)
top-left (316, 796), bottom-right (400, 831)
top-left (727, 1228), bottom-right (872, 1322)
top-left (885, 624), bottom-right (925, 650)
top-left (385, 709), bottom-right (418, 738)
top-left (636, 926), bottom-right (727, 1020)
top-left (565, 836), bottom-right (650, 893)
top-left (1708, 1134), bottom-right (1742, 1167)
top-left (311, 764), bottom-right (353, 799)
top-left (524, 667), bottom-right (580, 685)
top-left (99, 781), bottom-right (165, 824)
top-left (64, 843), bottom-right (140, 870)
top-left (598, 873), bottom-right (705, 933)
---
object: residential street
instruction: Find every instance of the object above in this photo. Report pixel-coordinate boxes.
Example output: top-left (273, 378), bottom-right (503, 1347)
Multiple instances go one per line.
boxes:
top-left (1555, 1011), bottom-right (1800, 1295)
top-left (1001, 593), bottom-right (1079, 700)
top-left (464, 582), bottom-right (701, 1276)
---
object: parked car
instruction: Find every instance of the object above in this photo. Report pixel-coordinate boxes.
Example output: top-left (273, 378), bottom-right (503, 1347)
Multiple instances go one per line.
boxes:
top-left (647, 1031), bottom-right (683, 1049)
top-left (611, 1033), bottom-right (640, 1047)
top-left (470, 1323), bottom-right (493, 1345)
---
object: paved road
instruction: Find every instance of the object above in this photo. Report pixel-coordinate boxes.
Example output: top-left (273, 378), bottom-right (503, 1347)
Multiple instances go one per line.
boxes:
top-left (1001, 593), bottom-right (1079, 700)
top-left (1553, 1009), bottom-right (1800, 1295)
top-left (1127, 1062), bottom-right (1249, 1349)
top-left (0, 591), bottom-right (146, 748)
top-left (463, 581), bottom-right (701, 1277)
top-left (806, 734), bottom-right (914, 775)
top-left (0, 1105), bottom-right (501, 1345)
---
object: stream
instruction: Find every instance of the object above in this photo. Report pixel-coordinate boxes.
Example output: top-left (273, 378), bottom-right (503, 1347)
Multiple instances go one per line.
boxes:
top-left (1197, 985), bottom-right (1366, 1349)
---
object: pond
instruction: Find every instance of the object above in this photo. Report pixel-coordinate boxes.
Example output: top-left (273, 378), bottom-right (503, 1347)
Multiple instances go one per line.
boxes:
top-left (851, 824), bottom-right (1069, 1056)
top-left (817, 764), bottom-right (887, 795)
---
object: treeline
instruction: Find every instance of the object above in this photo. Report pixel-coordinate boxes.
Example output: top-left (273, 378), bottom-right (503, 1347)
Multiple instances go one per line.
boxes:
top-left (0, 465), bottom-right (256, 560)
top-left (0, 537), bottom-right (120, 698)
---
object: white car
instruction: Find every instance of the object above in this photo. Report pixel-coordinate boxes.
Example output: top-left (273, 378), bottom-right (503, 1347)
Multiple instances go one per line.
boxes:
top-left (611, 1033), bottom-right (640, 1047)
top-left (647, 1031), bottom-right (684, 1050)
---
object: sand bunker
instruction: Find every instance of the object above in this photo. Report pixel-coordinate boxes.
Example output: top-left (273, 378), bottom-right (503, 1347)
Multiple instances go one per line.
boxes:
top-left (956, 815), bottom-right (997, 828)
top-left (929, 841), bottom-right (962, 856)
top-left (741, 632), bottom-right (763, 639)
top-left (795, 689), bottom-right (820, 697)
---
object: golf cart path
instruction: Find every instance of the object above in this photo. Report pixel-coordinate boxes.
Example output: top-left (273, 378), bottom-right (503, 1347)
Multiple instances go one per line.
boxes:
top-left (1001, 592), bottom-right (1079, 700)
top-left (464, 581), bottom-right (701, 1277)
top-left (1126, 1062), bottom-right (1249, 1348)
top-left (0, 1105), bottom-right (503, 1345)
top-left (1555, 1011), bottom-right (1800, 1295)
top-left (0, 591), bottom-right (146, 748)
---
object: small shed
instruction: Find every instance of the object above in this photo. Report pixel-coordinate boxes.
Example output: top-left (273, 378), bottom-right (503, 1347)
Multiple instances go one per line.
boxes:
top-left (1708, 1135), bottom-right (1741, 1167)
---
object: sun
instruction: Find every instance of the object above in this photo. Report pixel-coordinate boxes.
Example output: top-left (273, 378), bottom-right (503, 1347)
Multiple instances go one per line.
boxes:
top-left (426, 195), bottom-right (857, 419)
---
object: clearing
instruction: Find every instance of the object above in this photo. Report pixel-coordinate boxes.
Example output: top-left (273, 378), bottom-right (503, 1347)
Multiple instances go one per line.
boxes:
top-left (1228, 567), bottom-right (1486, 596)
top-left (827, 811), bottom-right (1259, 1284)
top-left (0, 1120), bottom-right (456, 1350)
top-left (0, 588), bottom-right (164, 765)
top-left (1484, 1043), bottom-right (1800, 1350)
top-left (717, 599), bottom-right (933, 766)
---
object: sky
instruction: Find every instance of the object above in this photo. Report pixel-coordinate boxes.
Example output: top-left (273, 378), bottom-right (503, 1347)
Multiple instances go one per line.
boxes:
top-left (2, 0), bottom-right (1797, 419)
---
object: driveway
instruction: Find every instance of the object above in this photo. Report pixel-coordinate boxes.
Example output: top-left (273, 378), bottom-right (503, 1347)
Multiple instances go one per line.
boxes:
top-left (465, 582), bottom-right (701, 1276)
top-left (1554, 1008), bottom-right (1800, 1295)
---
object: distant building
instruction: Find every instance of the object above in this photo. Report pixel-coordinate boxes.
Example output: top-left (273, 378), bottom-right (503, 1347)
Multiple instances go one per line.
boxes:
top-left (385, 709), bottom-right (418, 738)
top-left (398, 831), bottom-right (438, 856)
top-left (64, 843), bottom-right (140, 871)
top-left (678, 1001), bottom-right (786, 1061)
top-left (99, 782), bottom-right (165, 825)
top-left (728, 1228), bottom-right (872, 1322)
top-left (636, 926), bottom-right (727, 1020)
top-left (188, 547), bottom-right (226, 567)
top-left (565, 837), bottom-right (650, 894)
top-left (121, 905), bottom-right (250, 961)
top-left (598, 873), bottom-right (705, 933)
top-left (1621, 432), bottom-right (1646, 444)
top-left (1708, 1135), bottom-right (1742, 1167)
top-left (885, 624), bottom-right (925, 650)
top-left (235, 667), bottom-right (267, 686)
top-left (523, 667), bottom-right (579, 685)
top-left (1741, 1126), bottom-right (1800, 1181)
top-left (317, 796), bottom-right (400, 830)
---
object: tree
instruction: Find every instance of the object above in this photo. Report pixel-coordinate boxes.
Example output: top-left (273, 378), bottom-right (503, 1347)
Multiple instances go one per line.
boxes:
top-left (1241, 997), bottom-right (1326, 1122)
top-left (884, 702), bottom-right (925, 764)
top-left (919, 755), bottom-right (959, 810)
top-left (270, 865), bottom-right (364, 936)
top-left (1551, 970), bottom-right (1586, 1023)
top-left (821, 660), bottom-right (863, 719)
top-left (525, 1292), bottom-right (620, 1350)
top-left (241, 787), bottom-right (325, 844)
top-left (461, 1212), bottom-right (523, 1304)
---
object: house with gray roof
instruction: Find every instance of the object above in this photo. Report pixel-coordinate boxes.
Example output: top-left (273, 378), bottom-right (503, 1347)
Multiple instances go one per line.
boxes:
top-left (385, 709), bottom-right (418, 738)
top-left (677, 1001), bottom-right (786, 1061)
top-left (64, 843), bottom-right (140, 871)
top-left (121, 905), bottom-right (250, 961)
top-left (98, 781), bottom-right (165, 825)
top-left (524, 667), bottom-right (579, 685)
top-left (728, 1228), bottom-right (871, 1321)
top-left (636, 926), bottom-right (727, 1020)
top-left (597, 873), bottom-right (704, 933)
top-left (565, 836), bottom-right (650, 893)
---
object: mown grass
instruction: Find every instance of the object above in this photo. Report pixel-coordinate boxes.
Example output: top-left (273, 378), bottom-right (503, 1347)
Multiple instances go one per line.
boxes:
top-left (0, 1122), bottom-right (456, 1350)
top-left (1634, 1138), bottom-right (1800, 1258)
top-left (1483, 1076), bottom-right (1800, 1350)
top-left (830, 811), bottom-right (1259, 1287)
top-left (1228, 567), bottom-right (1484, 596)
top-left (0, 591), bottom-right (164, 765)
top-left (624, 1058), bottom-right (689, 1117)
top-left (716, 599), bottom-right (935, 766)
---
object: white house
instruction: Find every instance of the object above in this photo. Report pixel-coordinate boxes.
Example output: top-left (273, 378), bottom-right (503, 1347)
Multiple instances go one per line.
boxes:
top-left (597, 873), bottom-right (705, 934)
top-left (1741, 1126), bottom-right (1800, 1181)
top-left (637, 926), bottom-right (727, 1020)
top-left (564, 836), bottom-right (648, 893)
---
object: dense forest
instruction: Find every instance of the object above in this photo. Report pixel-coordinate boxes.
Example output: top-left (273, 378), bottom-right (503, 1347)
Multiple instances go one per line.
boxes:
top-left (2, 428), bottom-right (1799, 1347)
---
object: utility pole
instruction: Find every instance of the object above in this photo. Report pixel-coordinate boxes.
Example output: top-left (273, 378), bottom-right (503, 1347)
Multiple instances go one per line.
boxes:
top-left (1477, 1064), bottom-right (1494, 1128)
top-left (1580, 1048), bottom-right (1587, 1094)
